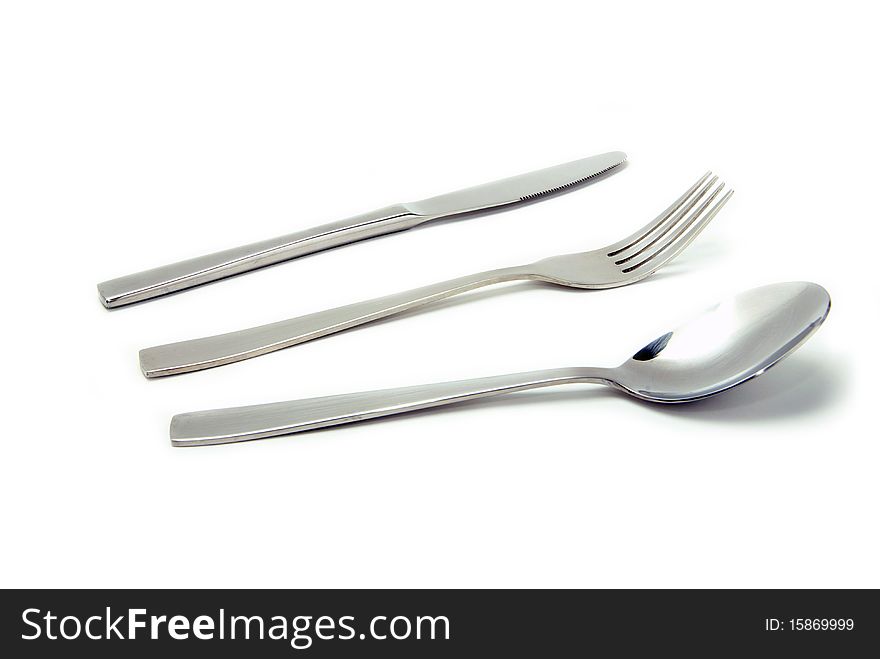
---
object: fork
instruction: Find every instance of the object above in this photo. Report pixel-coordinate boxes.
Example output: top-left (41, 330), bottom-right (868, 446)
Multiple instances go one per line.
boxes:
top-left (140, 173), bottom-right (733, 377)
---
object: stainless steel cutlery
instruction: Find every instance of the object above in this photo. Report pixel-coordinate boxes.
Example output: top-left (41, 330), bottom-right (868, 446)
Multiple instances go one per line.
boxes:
top-left (97, 152), bottom-right (626, 308)
top-left (169, 282), bottom-right (831, 446)
top-left (139, 172), bottom-right (733, 378)
top-left (93, 149), bottom-right (831, 447)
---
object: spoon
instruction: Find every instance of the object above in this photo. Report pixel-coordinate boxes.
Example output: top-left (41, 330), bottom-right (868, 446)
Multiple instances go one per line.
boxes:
top-left (170, 282), bottom-right (831, 446)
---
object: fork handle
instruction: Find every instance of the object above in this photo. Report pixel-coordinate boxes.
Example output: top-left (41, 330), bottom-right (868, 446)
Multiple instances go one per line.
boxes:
top-left (97, 204), bottom-right (423, 308)
top-left (170, 367), bottom-right (610, 446)
top-left (139, 265), bottom-right (533, 377)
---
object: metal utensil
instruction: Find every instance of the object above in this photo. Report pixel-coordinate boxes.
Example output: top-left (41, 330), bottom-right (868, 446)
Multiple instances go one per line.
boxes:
top-left (169, 282), bottom-right (831, 446)
top-left (141, 172), bottom-right (733, 378)
top-left (97, 152), bottom-right (626, 308)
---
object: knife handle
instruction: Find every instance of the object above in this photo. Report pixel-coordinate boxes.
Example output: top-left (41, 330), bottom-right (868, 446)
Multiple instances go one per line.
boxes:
top-left (97, 204), bottom-right (421, 308)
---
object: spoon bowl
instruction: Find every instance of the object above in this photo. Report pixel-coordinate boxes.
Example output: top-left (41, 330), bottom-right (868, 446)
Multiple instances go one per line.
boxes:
top-left (170, 282), bottom-right (831, 446)
top-left (613, 281), bottom-right (831, 402)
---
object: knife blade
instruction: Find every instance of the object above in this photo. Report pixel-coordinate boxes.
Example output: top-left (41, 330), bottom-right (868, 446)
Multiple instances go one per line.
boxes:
top-left (97, 151), bottom-right (626, 308)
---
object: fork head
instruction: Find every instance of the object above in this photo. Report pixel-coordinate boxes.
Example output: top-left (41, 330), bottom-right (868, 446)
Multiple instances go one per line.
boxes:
top-left (532, 172), bottom-right (733, 288)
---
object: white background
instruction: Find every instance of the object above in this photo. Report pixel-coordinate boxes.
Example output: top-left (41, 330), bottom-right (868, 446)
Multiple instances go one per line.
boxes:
top-left (1, 1), bottom-right (877, 588)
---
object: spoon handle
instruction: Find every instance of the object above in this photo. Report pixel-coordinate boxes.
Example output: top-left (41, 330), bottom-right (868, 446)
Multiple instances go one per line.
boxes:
top-left (139, 265), bottom-right (532, 377)
top-left (170, 367), bottom-right (610, 446)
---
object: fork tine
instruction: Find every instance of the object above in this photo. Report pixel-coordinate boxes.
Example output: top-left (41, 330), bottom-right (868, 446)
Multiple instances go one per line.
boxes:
top-left (621, 188), bottom-right (733, 274)
top-left (607, 171), bottom-right (712, 257)
top-left (613, 175), bottom-right (718, 264)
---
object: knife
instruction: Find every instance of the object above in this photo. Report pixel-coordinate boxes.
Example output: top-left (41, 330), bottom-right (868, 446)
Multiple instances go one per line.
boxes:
top-left (97, 151), bottom-right (626, 308)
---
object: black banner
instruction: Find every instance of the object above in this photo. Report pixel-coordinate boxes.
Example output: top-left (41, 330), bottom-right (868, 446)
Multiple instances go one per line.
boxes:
top-left (1, 589), bottom-right (876, 656)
